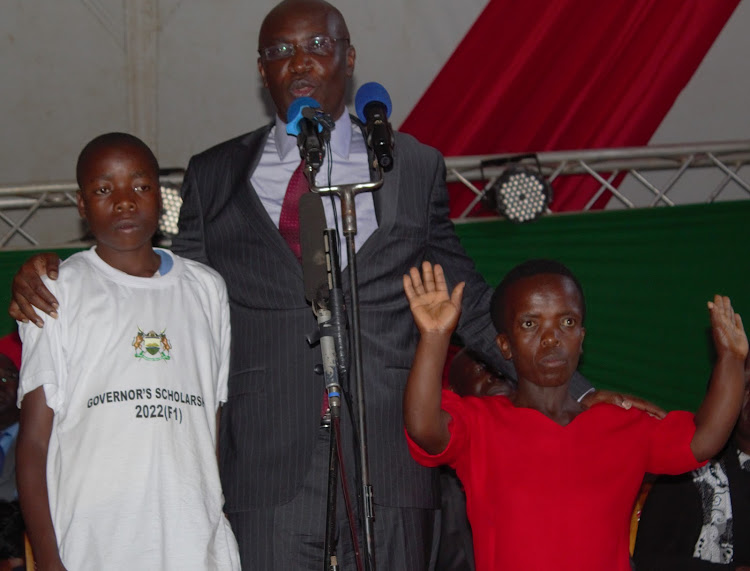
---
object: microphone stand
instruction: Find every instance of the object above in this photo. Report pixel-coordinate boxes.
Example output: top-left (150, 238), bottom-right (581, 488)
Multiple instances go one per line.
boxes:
top-left (300, 163), bottom-right (367, 571)
top-left (297, 112), bottom-right (366, 571)
top-left (313, 230), bottom-right (361, 571)
top-left (308, 166), bottom-right (384, 571)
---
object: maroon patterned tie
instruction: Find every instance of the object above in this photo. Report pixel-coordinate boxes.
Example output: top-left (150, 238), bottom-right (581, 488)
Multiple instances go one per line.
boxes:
top-left (278, 160), bottom-right (309, 261)
top-left (279, 162), bottom-right (329, 416)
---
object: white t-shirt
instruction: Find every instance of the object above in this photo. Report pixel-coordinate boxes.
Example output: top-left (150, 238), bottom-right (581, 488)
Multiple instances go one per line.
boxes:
top-left (18, 247), bottom-right (240, 570)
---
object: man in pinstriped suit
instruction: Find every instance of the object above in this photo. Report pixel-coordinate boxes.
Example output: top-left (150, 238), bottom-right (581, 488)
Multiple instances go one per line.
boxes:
top-left (171, 3), bottom-right (529, 568)
top-left (9, 1), bottom-right (653, 568)
top-left (171, 2), bottom-right (599, 568)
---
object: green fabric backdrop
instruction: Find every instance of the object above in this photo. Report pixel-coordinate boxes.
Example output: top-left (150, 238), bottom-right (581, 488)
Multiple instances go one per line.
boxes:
top-left (454, 200), bottom-right (749, 412)
top-left (0, 201), bottom-right (747, 412)
top-left (0, 247), bottom-right (84, 335)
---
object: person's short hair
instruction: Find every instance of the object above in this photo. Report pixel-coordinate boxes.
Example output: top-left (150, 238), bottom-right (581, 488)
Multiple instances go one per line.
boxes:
top-left (490, 259), bottom-right (586, 333)
top-left (76, 132), bottom-right (159, 187)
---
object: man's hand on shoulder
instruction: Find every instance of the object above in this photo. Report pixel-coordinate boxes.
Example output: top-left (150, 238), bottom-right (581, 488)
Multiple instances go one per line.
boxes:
top-left (581, 389), bottom-right (666, 419)
top-left (9, 253), bottom-right (61, 327)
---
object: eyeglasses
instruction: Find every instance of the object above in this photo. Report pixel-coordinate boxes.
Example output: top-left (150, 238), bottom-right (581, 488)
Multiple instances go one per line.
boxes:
top-left (259, 36), bottom-right (349, 62)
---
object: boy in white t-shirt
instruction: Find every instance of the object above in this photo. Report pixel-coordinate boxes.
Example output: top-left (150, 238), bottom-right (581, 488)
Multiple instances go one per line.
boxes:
top-left (15, 133), bottom-right (241, 570)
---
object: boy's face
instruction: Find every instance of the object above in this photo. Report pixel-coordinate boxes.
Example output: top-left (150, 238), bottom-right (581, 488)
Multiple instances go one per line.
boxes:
top-left (496, 274), bottom-right (585, 388)
top-left (76, 143), bottom-right (161, 257)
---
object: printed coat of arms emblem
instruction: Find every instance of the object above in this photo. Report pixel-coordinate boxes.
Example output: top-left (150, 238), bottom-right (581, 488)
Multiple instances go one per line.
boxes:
top-left (133, 328), bottom-right (172, 361)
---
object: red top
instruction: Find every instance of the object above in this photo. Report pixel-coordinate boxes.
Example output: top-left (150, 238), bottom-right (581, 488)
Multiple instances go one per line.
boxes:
top-left (407, 391), bottom-right (705, 571)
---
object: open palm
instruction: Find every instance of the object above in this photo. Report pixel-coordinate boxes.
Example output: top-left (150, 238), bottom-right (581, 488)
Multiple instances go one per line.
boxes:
top-left (709, 294), bottom-right (748, 361)
top-left (403, 262), bottom-right (464, 335)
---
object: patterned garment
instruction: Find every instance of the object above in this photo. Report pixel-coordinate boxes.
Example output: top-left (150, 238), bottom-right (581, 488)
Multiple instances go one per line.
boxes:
top-left (693, 450), bottom-right (750, 563)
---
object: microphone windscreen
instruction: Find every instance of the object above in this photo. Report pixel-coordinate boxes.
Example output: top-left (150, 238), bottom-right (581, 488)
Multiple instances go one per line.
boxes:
top-left (286, 97), bottom-right (321, 136)
top-left (355, 82), bottom-right (392, 123)
top-left (299, 192), bottom-right (329, 304)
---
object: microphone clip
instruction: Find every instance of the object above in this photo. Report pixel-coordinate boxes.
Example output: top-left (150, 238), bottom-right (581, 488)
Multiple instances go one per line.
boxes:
top-left (286, 97), bottom-right (334, 176)
top-left (302, 107), bottom-right (335, 132)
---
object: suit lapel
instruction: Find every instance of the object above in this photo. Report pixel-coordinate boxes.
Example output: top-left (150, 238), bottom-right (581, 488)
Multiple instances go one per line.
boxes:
top-left (349, 119), bottom-right (401, 267)
top-left (231, 124), bottom-right (304, 274)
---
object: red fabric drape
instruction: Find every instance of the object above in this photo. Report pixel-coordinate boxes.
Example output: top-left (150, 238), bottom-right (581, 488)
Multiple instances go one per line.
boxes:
top-left (0, 332), bottom-right (21, 369)
top-left (400, 0), bottom-right (740, 215)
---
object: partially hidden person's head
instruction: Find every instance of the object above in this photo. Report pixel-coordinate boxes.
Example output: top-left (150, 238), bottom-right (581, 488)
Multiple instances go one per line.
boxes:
top-left (449, 348), bottom-right (513, 398)
top-left (0, 354), bottom-right (19, 426)
top-left (257, 0), bottom-right (356, 121)
top-left (490, 259), bottom-right (586, 389)
top-left (76, 132), bottom-right (161, 259)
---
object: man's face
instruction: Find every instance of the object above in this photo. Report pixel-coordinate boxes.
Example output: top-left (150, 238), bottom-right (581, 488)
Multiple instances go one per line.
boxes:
top-left (497, 274), bottom-right (585, 389)
top-left (257, 2), bottom-right (355, 121)
top-left (0, 355), bottom-right (19, 415)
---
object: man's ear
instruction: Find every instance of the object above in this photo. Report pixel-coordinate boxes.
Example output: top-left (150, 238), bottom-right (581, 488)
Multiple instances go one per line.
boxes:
top-left (345, 44), bottom-right (356, 77)
top-left (76, 190), bottom-right (87, 220)
top-left (580, 327), bottom-right (586, 353)
top-left (496, 333), bottom-right (512, 360)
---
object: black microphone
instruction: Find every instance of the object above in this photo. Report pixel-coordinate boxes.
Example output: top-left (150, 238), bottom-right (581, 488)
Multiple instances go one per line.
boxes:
top-left (286, 97), bottom-right (332, 173)
top-left (355, 82), bottom-right (395, 172)
top-left (299, 192), bottom-right (329, 305)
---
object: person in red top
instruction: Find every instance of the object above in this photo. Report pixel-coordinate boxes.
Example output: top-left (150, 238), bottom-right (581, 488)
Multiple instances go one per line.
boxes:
top-left (402, 259), bottom-right (748, 571)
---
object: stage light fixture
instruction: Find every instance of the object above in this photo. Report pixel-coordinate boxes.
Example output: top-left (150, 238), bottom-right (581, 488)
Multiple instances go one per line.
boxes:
top-left (480, 154), bottom-right (552, 222)
top-left (491, 166), bottom-right (552, 223)
top-left (159, 182), bottom-right (183, 237)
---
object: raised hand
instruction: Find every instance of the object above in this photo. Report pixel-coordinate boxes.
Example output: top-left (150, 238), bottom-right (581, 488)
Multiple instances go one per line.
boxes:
top-left (708, 295), bottom-right (748, 362)
top-left (403, 262), bottom-right (464, 336)
top-left (691, 295), bottom-right (748, 462)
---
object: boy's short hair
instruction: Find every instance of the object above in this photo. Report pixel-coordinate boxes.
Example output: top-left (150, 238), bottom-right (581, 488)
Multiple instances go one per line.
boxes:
top-left (490, 259), bottom-right (586, 333)
top-left (76, 132), bottom-right (159, 187)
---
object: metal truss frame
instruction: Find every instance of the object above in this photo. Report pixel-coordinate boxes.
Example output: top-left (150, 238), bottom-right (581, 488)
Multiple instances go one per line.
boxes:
top-left (444, 140), bottom-right (750, 218)
top-left (1, 141), bottom-right (748, 248)
top-left (0, 173), bottom-right (184, 249)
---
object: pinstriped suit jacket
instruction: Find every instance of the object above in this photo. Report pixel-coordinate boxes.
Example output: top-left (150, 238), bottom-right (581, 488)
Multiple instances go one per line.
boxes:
top-left (173, 123), bottom-right (589, 514)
